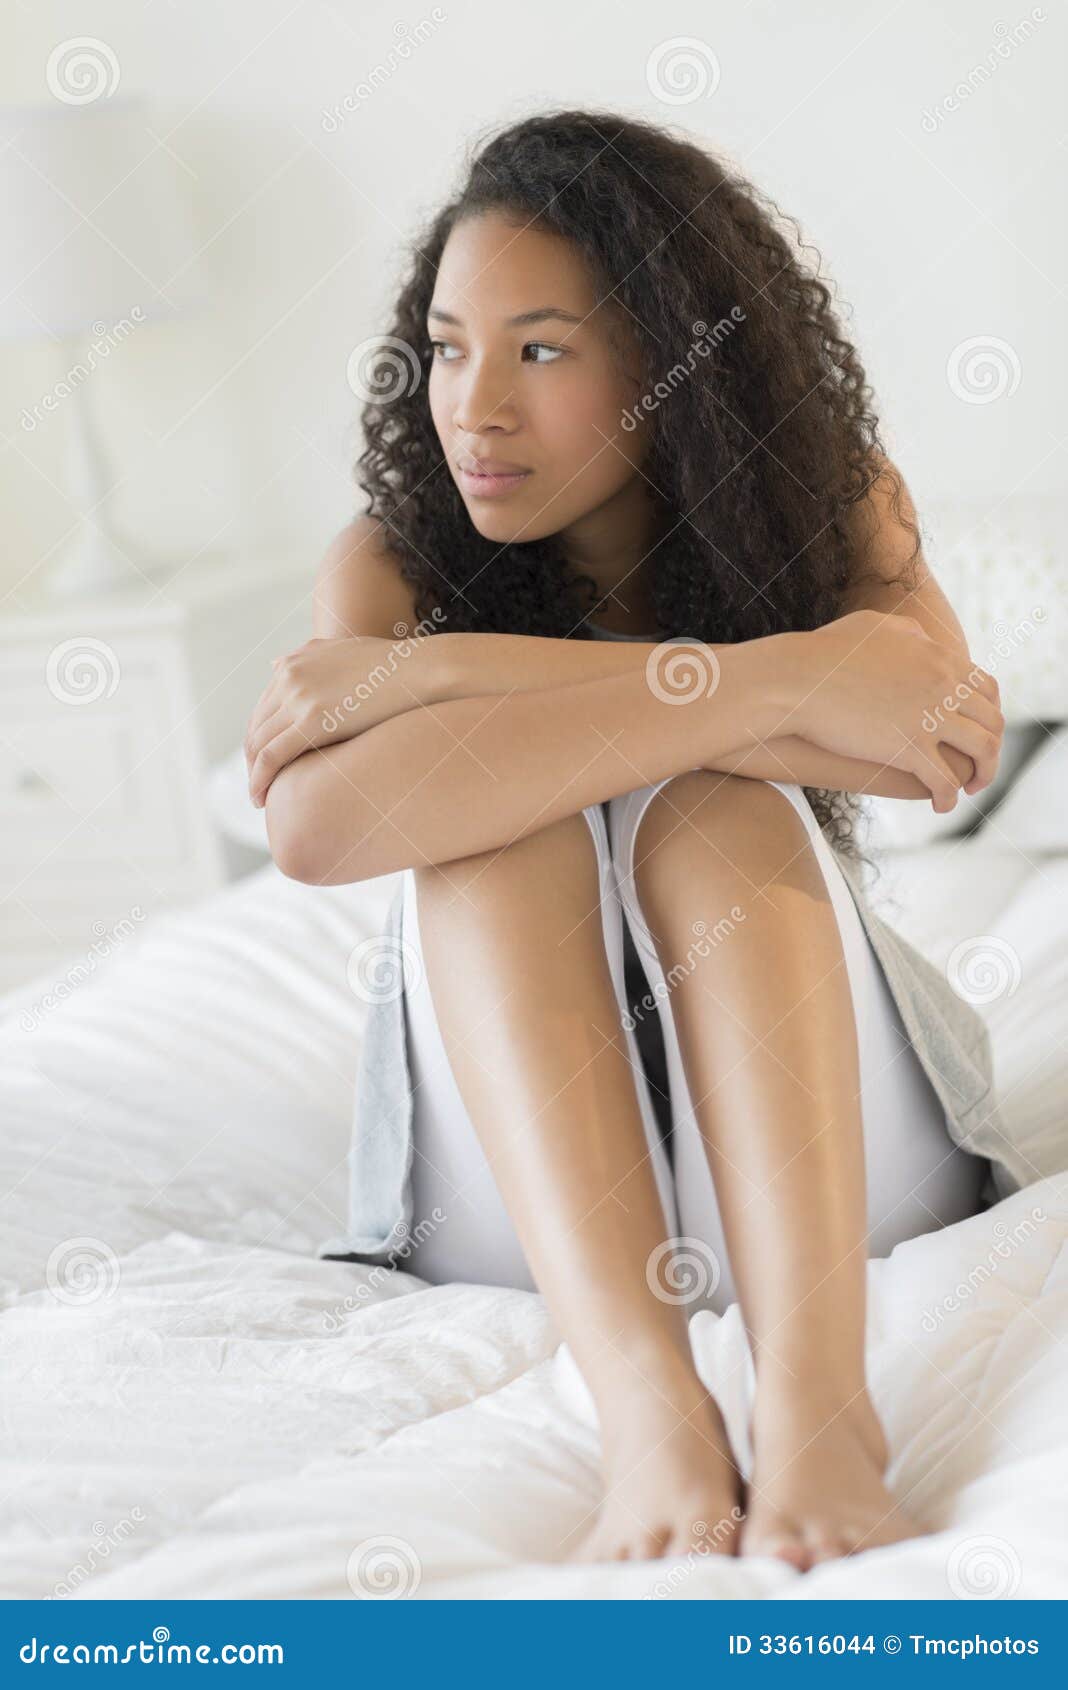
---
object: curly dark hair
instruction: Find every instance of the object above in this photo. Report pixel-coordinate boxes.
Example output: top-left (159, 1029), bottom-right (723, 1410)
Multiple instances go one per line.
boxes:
top-left (354, 107), bottom-right (922, 854)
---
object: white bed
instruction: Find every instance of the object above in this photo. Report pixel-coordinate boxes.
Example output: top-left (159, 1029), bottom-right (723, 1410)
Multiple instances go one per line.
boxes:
top-left (2, 805), bottom-right (1067, 1600)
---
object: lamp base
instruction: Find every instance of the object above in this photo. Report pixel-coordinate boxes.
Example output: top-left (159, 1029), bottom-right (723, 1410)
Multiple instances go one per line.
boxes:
top-left (47, 522), bottom-right (155, 600)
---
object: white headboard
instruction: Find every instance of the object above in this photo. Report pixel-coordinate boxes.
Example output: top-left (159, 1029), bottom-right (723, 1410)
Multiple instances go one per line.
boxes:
top-left (919, 494), bottom-right (1067, 724)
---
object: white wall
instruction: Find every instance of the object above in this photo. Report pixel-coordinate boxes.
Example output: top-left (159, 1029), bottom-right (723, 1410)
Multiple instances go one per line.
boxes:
top-left (3, 0), bottom-right (1064, 606)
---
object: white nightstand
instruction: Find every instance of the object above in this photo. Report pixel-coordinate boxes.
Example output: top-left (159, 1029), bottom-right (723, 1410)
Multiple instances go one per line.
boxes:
top-left (0, 554), bottom-right (312, 994)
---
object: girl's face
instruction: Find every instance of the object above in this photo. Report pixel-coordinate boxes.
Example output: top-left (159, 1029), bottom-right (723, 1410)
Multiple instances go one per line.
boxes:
top-left (427, 212), bottom-right (651, 550)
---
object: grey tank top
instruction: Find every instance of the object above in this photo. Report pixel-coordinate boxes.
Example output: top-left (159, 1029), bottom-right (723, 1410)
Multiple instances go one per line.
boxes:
top-left (317, 622), bottom-right (1006, 1266)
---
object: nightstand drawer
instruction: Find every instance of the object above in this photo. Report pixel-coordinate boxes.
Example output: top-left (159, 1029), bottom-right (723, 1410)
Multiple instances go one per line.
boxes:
top-left (0, 552), bottom-right (305, 993)
top-left (0, 653), bottom-right (192, 873)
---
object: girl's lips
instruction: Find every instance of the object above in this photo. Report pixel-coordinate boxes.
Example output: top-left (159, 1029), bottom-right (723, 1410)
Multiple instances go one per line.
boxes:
top-left (457, 466), bottom-right (532, 497)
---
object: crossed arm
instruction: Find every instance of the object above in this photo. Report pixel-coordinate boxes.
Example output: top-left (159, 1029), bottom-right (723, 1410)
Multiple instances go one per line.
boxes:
top-left (251, 461), bottom-right (1003, 885)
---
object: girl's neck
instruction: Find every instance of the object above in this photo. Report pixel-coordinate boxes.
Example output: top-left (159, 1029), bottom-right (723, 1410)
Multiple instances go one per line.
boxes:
top-left (559, 477), bottom-right (664, 634)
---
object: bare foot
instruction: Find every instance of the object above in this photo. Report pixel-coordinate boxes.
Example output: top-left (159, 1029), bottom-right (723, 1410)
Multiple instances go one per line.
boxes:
top-left (565, 1383), bottom-right (744, 1564)
top-left (740, 1385), bottom-right (924, 1571)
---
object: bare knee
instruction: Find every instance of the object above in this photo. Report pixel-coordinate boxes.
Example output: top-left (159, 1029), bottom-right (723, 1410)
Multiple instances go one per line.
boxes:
top-left (633, 772), bottom-right (818, 918)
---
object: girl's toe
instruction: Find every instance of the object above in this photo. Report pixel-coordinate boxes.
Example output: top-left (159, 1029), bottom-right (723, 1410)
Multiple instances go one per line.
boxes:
top-left (743, 1522), bottom-right (810, 1570)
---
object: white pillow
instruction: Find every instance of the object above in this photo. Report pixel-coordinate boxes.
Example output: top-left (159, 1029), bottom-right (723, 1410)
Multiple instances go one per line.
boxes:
top-left (919, 495), bottom-right (1067, 723)
top-left (980, 725), bottom-right (1068, 854)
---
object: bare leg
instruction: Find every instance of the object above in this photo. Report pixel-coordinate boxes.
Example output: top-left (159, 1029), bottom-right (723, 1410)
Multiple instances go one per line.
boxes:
top-left (630, 772), bottom-right (922, 1570)
top-left (413, 810), bottom-right (742, 1562)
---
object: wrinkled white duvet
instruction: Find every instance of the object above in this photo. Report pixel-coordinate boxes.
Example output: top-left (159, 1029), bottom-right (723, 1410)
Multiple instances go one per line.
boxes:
top-left (1, 856), bottom-right (1065, 1600)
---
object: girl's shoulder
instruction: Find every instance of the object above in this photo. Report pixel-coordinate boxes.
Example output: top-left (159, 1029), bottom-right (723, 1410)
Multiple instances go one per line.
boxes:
top-left (312, 513), bottom-right (421, 638)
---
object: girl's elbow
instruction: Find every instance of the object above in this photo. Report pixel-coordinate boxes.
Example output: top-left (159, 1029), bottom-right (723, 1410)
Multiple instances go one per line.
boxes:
top-left (265, 793), bottom-right (315, 882)
top-left (265, 784), bottom-right (331, 883)
top-left (264, 784), bottom-right (376, 885)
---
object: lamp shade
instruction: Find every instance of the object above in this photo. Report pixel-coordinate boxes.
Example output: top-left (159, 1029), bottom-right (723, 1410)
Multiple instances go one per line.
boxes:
top-left (0, 95), bottom-right (203, 342)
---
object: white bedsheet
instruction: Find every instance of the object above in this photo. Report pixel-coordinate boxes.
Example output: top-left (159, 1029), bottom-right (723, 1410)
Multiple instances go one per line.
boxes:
top-left (1, 850), bottom-right (1066, 1600)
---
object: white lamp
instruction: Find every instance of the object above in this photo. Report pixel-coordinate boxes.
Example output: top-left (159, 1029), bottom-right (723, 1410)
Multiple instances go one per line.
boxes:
top-left (0, 95), bottom-right (203, 596)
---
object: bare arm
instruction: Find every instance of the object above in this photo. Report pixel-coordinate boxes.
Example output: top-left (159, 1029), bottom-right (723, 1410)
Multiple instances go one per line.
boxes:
top-left (267, 516), bottom-right (776, 882)
top-left (266, 644), bottom-right (784, 884)
top-left (260, 507), bottom-right (999, 882)
top-left (306, 461), bottom-right (987, 805)
top-left (371, 457), bottom-right (985, 801)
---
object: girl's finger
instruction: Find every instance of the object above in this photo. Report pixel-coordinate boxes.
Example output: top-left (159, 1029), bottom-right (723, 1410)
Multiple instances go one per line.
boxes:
top-left (244, 675), bottom-right (285, 767)
top-left (249, 724), bottom-right (314, 806)
top-left (910, 742), bottom-right (962, 812)
top-left (246, 705), bottom-right (291, 784)
top-left (935, 714), bottom-right (1001, 790)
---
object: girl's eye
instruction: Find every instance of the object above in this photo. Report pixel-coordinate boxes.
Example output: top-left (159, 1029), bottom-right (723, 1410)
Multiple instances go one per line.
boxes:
top-left (428, 339), bottom-right (565, 365)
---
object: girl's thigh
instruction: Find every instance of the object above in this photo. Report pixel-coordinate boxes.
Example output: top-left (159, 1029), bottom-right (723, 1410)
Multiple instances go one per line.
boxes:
top-left (607, 775), bottom-right (988, 1317)
top-left (401, 803), bottom-right (679, 1290)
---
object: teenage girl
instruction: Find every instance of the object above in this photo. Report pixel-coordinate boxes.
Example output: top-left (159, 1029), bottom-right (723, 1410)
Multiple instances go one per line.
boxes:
top-left (244, 111), bottom-right (1002, 1571)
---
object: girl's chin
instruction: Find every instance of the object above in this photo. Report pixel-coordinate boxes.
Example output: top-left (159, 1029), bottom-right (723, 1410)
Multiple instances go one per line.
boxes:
top-left (464, 505), bottom-right (554, 543)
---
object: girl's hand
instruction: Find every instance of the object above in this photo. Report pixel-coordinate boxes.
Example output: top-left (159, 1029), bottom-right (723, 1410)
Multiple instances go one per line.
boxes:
top-left (244, 633), bottom-right (430, 806)
top-left (775, 610), bottom-right (1004, 812)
